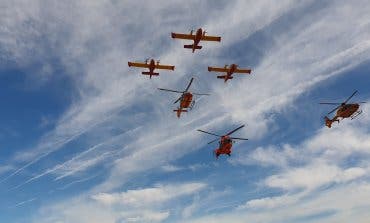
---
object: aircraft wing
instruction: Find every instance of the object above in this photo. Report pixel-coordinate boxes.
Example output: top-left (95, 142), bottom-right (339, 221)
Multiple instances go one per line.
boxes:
top-left (171, 33), bottom-right (195, 40)
top-left (128, 62), bottom-right (150, 68)
top-left (201, 35), bottom-right (221, 42)
top-left (234, 68), bottom-right (252, 74)
top-left (155, 64), bottom-right (175, 70)
top-left (208, 67), bottom-right (229, 72)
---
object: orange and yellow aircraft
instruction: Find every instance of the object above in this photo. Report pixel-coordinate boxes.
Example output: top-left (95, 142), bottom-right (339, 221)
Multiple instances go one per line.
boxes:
top-left (208, 64), bottom-right (252, 83)
top-left (171, 28), bottom-right (221, 53)
top-left (128, 59), bottom-right (175, 78)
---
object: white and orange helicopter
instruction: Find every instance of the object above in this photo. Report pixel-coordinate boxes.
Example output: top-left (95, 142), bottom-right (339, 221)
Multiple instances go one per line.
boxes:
top-left (320, 90), bottom-right (366, 128)
top-left (158, 78), bottom-right (210, 118)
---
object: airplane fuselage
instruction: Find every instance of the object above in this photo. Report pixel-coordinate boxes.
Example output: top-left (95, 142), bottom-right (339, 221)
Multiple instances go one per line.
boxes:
top-left (193, 28), bottom-right (203, 47)
top-left (223, 64), bottom-right (238, 82)
top-left (148, 59), bottom-right (156, 73)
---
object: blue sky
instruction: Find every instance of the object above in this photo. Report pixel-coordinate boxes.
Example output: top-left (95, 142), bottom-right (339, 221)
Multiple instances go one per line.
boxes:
top-left (1, 1), bottom-right (370, 222)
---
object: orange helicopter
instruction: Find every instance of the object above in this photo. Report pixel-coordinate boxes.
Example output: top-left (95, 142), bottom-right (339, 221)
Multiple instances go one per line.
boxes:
top-left (171, 28), bottom-right (221, 53)
top-left (128, 58), bottom-right (175, 78)
top-left (320, 90), bottom-right (365, 128)
top-left (158, 78), bottom-right (210, 118)
top-left (197, 125), bottom-right (248, 158)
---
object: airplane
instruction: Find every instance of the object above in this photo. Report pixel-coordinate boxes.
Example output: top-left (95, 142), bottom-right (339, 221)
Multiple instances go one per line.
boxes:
top-left (128, 58), bottom-right (175, 78)
top-left (158, 77), bottom-right (210, 118)
top-left (320, 90), bottom-right (366, 128)
top-left (207, 64), bottom-right (252, 82)
top-left (197, 124), bottom-right (248, 159)
top-left (171, 28), bottom-right (221, 53)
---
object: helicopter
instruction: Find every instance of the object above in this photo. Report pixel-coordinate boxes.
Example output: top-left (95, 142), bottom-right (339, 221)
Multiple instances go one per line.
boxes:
top-left (197, 124), bottom-right (248, 158)
top-left (158, 77), bottom-right (210, 118)
top-left (320, 90), bottom-right (366, 128)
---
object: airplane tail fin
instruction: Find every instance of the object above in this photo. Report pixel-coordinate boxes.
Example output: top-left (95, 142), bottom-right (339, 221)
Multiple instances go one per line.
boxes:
top-left (173, 109), bottom-right (187, 118)
top-left (324, 116), bottom-right (333, 128)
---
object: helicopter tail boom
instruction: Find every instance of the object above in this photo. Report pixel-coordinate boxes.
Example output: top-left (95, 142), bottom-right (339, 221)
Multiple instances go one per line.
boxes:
top-left (173, 109), bottom-right (187, 118)
top-left (324, 116), bottom-right (333, 128)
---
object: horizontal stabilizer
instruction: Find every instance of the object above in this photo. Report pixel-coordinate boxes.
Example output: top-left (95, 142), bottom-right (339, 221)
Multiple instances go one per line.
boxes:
top-left (184, 44), bottom-right (202, 49)
top-left (217, 75), bottom-right (233, 79)
top-left (142, 71), bottom-right (159, 76)
top-left (173, 109), bottom-right (187, 112)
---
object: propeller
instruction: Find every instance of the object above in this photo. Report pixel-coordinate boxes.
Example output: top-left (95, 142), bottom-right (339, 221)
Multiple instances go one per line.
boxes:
top-left (173, 95), bottom-right (183, 104)
top-left (207, 138), bottom-right (219, 145)
top-left (197, 129), bottom-right (221, 137)
top-left (198, 125), bottom-right (247, 144)
top-left (193, 92), bottom-right (210, 96)
top-left (157, 88), bottom-right (183, 93)
top-left (156, 60), bottom-right (160, 65)
top-left (203, 30), bottom-right (207, 36)
top-left (184, 78), bottom-right (194, 92)
top-left (158, 77), bottom-right (209, 104)
top-left (226, 125), bottom-right (245, 136)
top-left (224, 64), bottom-right (228, 68)
top-left (344, 90), bottom-right (357, 104)
top-left (230, 137), bottom-right (249, 141)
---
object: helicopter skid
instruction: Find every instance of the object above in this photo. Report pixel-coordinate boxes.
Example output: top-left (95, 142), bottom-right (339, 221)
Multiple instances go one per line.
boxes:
top-left (351, 110), bottom-right (362, 120)
top-left (189, 101), bottom-right (195, 110)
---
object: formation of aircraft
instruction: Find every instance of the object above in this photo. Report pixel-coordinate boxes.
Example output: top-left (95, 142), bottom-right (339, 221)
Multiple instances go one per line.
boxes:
top-left (128, 27), bottom-right (366, 159)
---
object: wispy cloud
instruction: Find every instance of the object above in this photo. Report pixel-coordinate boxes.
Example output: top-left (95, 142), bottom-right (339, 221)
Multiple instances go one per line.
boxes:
top-left (1, 1), bottom-right (370, 222)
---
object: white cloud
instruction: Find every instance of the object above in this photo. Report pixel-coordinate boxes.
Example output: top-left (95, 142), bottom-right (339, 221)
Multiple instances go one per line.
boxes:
top-left (91, 182), bottom-right (206, 207)
top-left (1, 1), bottom-right (369, 223)
top-left (178, 182), bottom-right (370, 223)
top-left (265, 161), bottom-right (366, 190)
top-left (34, 182), bottom-right (206, 223)
top-left (238, 193), bottom-right (303, 210)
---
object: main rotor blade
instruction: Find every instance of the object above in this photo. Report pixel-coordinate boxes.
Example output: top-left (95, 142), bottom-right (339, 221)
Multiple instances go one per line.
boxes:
top-left (230, 137), bottom-right (248, 141)
top-left (184, 78), bottom-right (194, 92)
top-left (207, 138), bottom-right (219, 144)
top-left (328, 105), bottom-right (341, 115)
top-left (226, 124), bottom-right (245, 136)
top-left (158, 88), bottom-right (183, 93)
top-left (197, 129), bottom-right (221, 137)
top-left (192, 92), bottom-right (210, 96)
top-left (319, 102), bottom-right (342, 105)
top-left (344, 90), bottom-right (358, 104)
top-left (173, 95), bottom-right (182, 104)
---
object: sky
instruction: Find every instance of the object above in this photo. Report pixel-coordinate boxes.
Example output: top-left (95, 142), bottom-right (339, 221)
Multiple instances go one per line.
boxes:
top-left (1, 0), bottom-right (370, 222)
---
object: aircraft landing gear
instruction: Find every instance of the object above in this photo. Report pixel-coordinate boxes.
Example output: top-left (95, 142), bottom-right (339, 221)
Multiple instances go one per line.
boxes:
top-left (351, 110), bottom-right (362, 119)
